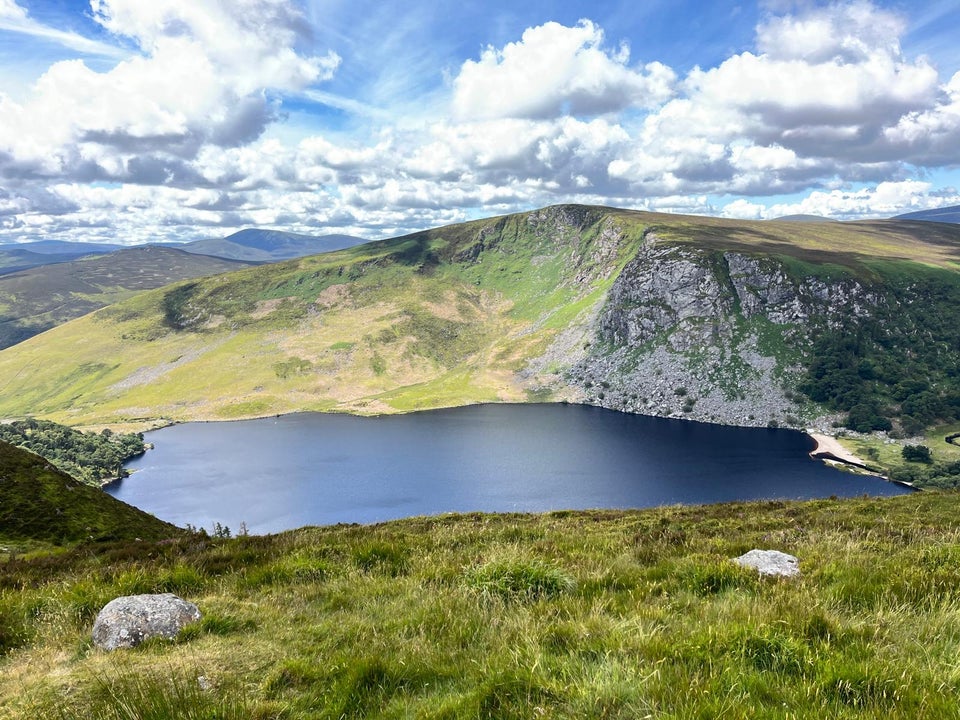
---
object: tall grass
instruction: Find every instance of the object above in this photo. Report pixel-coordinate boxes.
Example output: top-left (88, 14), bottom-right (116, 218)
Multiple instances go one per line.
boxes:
top-left (4, 494), bottom-right (960, 717)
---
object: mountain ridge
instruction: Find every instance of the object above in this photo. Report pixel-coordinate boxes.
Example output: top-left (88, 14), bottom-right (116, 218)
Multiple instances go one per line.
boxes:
top-left (893, 204), bottom-right (960, 224)
top-left (0, 204), bottom-right (958, 437)
top-left (181, 229), bottom-right (368, 261)
top-left (0, 245), bottom-right (254, 351)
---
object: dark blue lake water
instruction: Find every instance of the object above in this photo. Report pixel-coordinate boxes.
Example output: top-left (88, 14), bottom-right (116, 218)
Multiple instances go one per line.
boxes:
top-left (111, 404), bottom-right (909, 534)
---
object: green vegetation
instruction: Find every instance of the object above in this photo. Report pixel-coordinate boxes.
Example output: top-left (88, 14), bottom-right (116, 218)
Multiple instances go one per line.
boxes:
top-left (4, 493), bottom-right (960, 717)
top-left (0, 440), bottom-right (178, 546)
top-left (0, 205), bottom-right (959, 439)
top-left (798, 269), bottom-right (960, 434)
top-left (0, 246), bottom-right (251, 351)
top-left (0, 419), bottom-right (145, 486)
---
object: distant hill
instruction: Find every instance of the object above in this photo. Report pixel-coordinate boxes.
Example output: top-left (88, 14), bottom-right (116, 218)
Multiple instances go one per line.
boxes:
top-left (0, 240), bottom-right (127, 276)
top-left (770, 214), bottom-right (838, 223)
top-left (181, 229), bottom-right (367, 261)
top-left (0, 245), bottom-right (253, 351)
top-left (894, 204), bottom-right (960, 224)
top-left (0, 248), bottom-right (97, 276)
top-left (0, 439), bottom-right (178, 544)
top-left (2, 240), bottom-right (126, 255)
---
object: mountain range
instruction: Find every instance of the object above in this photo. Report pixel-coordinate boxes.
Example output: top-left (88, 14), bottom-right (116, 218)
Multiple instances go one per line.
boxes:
top-left (0, 204), bottom-right (957, 439)
top-left (893, 204), bottom-right (960, 223)
top-left (0, 245), bottom-right (254, 351)
top-left (179, 228), bottom-right (368, 261)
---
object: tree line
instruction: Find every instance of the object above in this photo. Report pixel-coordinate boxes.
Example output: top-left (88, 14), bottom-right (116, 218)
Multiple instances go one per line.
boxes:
top-left (0, 418), bottom-right (146, 486)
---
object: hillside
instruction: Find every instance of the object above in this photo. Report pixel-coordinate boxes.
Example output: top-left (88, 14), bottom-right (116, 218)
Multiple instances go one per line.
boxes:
top-left (894, 204), bottom-right (960, 224)
top-left (181, 229), bottom-right (368, 261)
top-left (0, 205), bottom-right (958, 437)
top-left (0, 439), bottom-right (179, 546)
top-left (0, 245), bottom-right (253, 351)
top-left (3, 492), bottom-right (960, 718)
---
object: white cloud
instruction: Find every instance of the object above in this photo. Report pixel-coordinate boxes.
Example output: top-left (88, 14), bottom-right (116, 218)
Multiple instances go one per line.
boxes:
top-left (0, 0), bottom-right (338, 183)
top-left (2, 3), bottom-right (960, 245)
top-left (451, 20), bottom-right (675, 121)
top-left (721, 180), bottom-right (960, 220)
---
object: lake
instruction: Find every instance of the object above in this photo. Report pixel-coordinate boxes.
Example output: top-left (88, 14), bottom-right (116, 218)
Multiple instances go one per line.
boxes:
top-left (111, 403), bottom-right (910, 534)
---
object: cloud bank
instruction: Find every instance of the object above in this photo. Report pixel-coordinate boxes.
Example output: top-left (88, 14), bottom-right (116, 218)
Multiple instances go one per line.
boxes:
top-left (0, 0), bottom-right (958, 244)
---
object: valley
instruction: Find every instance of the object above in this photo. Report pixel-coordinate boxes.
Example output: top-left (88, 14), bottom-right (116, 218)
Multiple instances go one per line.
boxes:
top-left (0, 205), bottom-right (958, 445)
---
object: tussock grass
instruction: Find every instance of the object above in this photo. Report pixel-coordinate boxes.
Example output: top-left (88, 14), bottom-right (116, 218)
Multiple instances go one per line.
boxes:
top-left (4, 493), bottom-right (960, 717)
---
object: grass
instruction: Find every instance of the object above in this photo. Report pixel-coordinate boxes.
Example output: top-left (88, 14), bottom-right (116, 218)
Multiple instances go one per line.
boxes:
top-left (1, 205), bottom-right (960, 433)
top-left (0, 247), bottom-right (252, 352)
top-left (4, 492), bottom-right (960, 717)
top-left (0, 440), bottom-right (179, 547)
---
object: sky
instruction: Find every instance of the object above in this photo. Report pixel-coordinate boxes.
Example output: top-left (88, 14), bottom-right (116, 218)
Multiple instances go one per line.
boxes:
top-left (1, 1), bottom-right (959, 244)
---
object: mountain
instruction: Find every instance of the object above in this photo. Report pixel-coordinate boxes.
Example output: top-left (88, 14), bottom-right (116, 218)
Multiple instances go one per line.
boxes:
top-left (0, 240), bottom-right (126, 255)
top-left (770, 214), bottom-right (838, 222)
top-left (0, 245), bottom-right (253, 351)
top-left (0, 205), bottom-right (958, 437)
top-left (181, 229), bottom-right (367, 261)
top-left (0, 248), bottom-right (97, 276)
top-left (0, 439), bottom-right (178, 544)
top-left (0, 240), bottom-right (128, 276)
top-left (893, 204), bottom-right (960, 224)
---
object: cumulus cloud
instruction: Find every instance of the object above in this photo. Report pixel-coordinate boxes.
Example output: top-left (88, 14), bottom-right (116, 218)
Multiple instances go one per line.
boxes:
top-left (2, 2), bottom-right (959, 245)
top-left (0, 0), bottom-right (338, 184)
top-left (451, 20), bottom-right (675, 120)
top-left (721, 180), bottom-right (960, 220)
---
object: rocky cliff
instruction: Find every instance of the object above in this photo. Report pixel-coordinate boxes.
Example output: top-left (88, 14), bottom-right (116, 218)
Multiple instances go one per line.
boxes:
top-left (561, 230), bottom-right (889, 429)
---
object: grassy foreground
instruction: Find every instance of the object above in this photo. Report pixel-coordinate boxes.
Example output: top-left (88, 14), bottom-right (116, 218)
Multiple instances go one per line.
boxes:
top-left (3, 492), bottom-right (960, 718)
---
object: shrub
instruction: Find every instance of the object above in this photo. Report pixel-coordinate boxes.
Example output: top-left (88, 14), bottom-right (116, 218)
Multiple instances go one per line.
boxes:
top-left (901, 444), bottom-right (932, 464)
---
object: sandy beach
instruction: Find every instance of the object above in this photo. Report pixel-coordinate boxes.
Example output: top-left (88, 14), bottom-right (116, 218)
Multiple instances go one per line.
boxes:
top-left (808, 432), bottom-right (868, 465)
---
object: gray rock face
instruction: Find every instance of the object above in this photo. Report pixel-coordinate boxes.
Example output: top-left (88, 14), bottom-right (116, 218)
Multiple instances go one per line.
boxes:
top-left (733, 549), bottom-right (800, 578)
top-left (567, 235), bottom-right (886, 428)
top-left (92, 593), bottom-right (201, 650)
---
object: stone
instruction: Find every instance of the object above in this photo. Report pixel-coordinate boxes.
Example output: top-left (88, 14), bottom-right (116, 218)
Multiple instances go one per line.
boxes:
top-left (733, 549), bottom-right (800, 578)
top-left (92, 593), bottom-right (201, 651)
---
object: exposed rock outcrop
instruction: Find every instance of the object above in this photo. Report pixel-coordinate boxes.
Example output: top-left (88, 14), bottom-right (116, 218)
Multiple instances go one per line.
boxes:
top-left (92, 593), bottom-right (201, 651)
top-left (733, 549), bottom-right (800, 578)
top-left (566, 234), bottom-right (885, 428)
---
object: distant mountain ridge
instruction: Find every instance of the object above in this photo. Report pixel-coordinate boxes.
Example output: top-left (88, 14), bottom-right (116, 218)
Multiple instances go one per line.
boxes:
top-left (770, 214), bottom-right (838, 223)
top-left (0, 245), bottom-right (253, 351)
top-left (893, 204), bottom-right (960, 223)
top-left (181, 229), bottom-right (368, 261)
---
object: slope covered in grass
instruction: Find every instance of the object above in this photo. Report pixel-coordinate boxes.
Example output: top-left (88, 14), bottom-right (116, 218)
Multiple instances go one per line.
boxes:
top-left (0, 245), bottom-right (253, 351)
top-left (2, 492), bottom-right (960, 718)
top-left (0, 205), bottom-right (959, 431)
top-left (0, 440), bottom-right (179, 546)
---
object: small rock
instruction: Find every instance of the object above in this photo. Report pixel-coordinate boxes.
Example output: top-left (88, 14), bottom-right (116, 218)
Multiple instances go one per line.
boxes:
top-left (733, 549), bottom-right (800, 578)
top-left (92, 593), bottom-right (201, 651)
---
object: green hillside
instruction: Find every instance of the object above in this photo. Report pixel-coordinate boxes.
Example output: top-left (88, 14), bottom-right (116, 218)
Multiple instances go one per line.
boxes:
top-left (0, 439), bottom-right (179, 546)
top-left (3, 492), bottom-right (960, 718)
top-left (0, 205), bottom-right (958, 435)
top-left (0, 245), bottom-right (253, 351)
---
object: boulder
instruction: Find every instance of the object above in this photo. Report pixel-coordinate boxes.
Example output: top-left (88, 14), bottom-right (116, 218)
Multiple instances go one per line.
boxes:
top-left (733, 549), bottom-right (800, 578)
top-left (92, 593), bottom-right (201, 651)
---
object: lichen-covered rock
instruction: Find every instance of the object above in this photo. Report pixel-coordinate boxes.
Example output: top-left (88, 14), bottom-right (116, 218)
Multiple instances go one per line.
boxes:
top-left (733, 549), bottom-right (800, 578)
top-left (92, 593), bottom-right (201, 650)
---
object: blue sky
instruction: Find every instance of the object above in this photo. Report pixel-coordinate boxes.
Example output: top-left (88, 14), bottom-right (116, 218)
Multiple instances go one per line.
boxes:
top-left (0, 0), bottom-right (959, 244)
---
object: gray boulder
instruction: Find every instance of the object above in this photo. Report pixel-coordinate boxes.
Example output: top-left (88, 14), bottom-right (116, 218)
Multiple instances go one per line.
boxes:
top-left (92, 593), bottom-right (201, 650)
top-left (733, 549), bottom-right (800, 578)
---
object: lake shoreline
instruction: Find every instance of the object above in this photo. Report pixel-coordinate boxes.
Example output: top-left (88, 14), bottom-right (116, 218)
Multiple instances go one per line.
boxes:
top-left (115, 404), bottom-right (910, 534)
